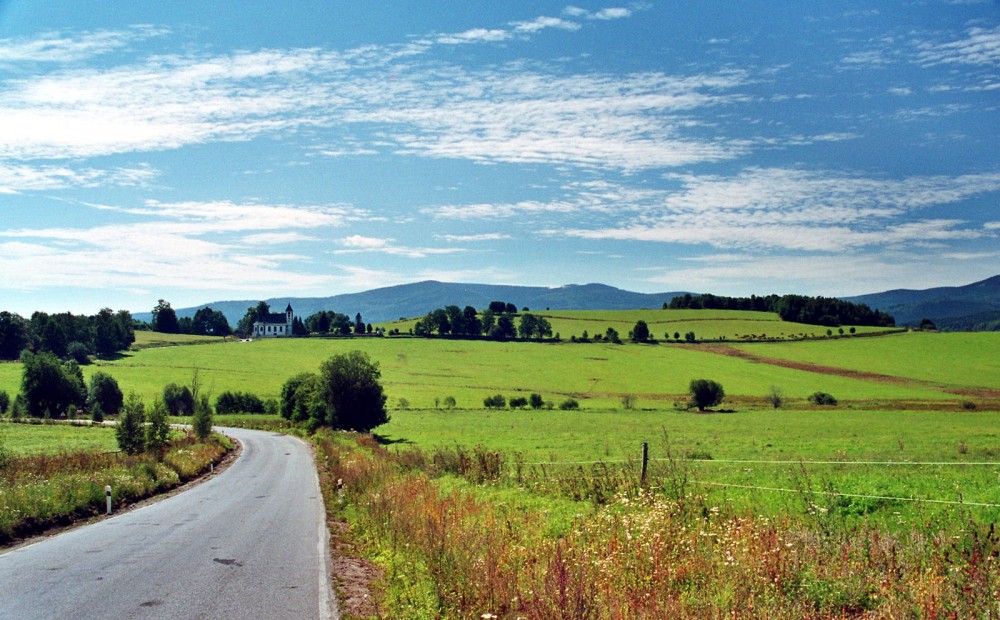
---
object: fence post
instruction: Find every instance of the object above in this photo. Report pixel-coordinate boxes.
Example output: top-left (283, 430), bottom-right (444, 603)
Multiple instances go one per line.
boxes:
top-left (106, 485), bottom-right (112, 515)
top-left (640, 442), bottom-right (649, 487)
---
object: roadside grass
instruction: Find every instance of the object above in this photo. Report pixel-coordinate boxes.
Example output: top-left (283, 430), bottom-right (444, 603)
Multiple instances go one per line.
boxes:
top-left (0, 430), bottom-right (230, 545)
top-left (378, 407), bottom-right (1000, 527)
top-left (315, 431), bottom-right (1000, 619)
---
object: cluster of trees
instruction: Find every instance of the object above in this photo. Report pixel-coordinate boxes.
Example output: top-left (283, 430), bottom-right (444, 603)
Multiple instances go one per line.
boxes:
top-left (215, 391), bottom-right (272, 415)
top-left (1, 351), bottom-right (126, 421)
top-left (279, 350), bottom-right (388, 432)
top-left (412, 302), bottom-right (552, 341)
top-left (667, 293), bottom-right (895, 327)
top-left (0, 308), bottom-right (135, 362)
top-left (303, 310), bottom-right (371, 335)
top-left (116, 379), bottom-right (213, 455)
top-left (149, 300), bottom-right (232, 336)
top-left (482, 393), bottom-right (579, 410)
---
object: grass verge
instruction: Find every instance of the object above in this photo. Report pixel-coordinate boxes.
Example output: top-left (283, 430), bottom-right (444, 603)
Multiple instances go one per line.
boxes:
top-left (0, 431), bottom-right (231, 546)
top-left (312, 433), bottom-right (1000, 619)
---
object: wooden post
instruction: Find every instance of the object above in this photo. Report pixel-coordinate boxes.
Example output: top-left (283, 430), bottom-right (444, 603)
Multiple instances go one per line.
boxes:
top-left (640, 442), bottom-right (649, 487)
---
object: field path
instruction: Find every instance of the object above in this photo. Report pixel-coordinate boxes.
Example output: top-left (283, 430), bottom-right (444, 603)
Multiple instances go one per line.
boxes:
top-left (0, 427), bottom-right (337, 620)
top-left (689, 344), bottom-right (1000, 399)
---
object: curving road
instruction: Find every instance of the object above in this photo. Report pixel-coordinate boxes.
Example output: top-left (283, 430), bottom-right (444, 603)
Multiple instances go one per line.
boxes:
top-left (0, 428), bottom-right (337, 619)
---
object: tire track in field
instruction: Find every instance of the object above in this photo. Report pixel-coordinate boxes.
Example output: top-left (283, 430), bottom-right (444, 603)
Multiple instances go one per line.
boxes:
top-left (684, 344), bottom-right (1000, 399)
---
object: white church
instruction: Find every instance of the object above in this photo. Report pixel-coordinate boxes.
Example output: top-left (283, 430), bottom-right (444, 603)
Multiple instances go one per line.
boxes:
top-left (252, 304), bottom-right (295, 338)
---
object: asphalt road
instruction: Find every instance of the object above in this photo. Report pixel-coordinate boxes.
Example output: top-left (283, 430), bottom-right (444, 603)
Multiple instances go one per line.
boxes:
top-left (0, 427), bottom-right (337, 619)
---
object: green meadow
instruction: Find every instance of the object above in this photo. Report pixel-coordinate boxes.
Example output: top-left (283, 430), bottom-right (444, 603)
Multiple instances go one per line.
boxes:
top-left (2, 310), bottom-right (996, 527)
top-left (0, 422), bottom-right (118, 455)
top-left (382, 308), bottom-right (895, 342)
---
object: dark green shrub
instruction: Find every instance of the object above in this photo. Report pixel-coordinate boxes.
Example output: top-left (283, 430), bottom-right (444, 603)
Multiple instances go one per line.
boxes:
top-left (192, 395), bottom-right (213, 440)
top-left (484, 394), bottom-right (506, 409)
top-left (529, 393), bottom-right (544, 409)
top-left (88, 372), bottom-right (123, 415)
top-left (146, 399), bottom-right (170, 449)
top-left (215, 391), bottom-right (265, 414)
top-left (808, 391), bottom-right (838, 406)
top-left (509, 396), bottom-right (528, 409)
top-left (67, 341), bottom-right (91, 365)
top-left (0, 390), bottom-right (9, 415)
top-left (689, 379), bottom-right (725, 411)
top-left (559, 398), bottom-right (579, 410)
top-left (443, 396), bottom-right (457, 409)
top-left (163, 383), bottom-right (195, 416)
top-left (116, 393), bottom-right (146, 455)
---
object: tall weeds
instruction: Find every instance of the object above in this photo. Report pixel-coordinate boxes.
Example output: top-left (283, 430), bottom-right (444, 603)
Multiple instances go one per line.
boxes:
top-left (0, 434), bottom-right (228, 544)
top-left (314, 435), bottom-right (1000, 619)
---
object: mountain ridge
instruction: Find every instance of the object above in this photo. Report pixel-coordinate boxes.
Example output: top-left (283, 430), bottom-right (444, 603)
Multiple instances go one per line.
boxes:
top-left (133, 275), bottom-right (1000, 331)
top-left (135, 281), bottom-right (686, 326)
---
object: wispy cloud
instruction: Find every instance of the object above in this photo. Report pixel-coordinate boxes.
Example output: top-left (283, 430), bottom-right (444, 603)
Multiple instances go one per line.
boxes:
top-left (1, 12), bottom-right (739, 172)
top-left (917, 24), bottom-right (1000, 67)
top-left (437, 232), bottom-right (511, 242)
top-left (333, 235), bottom-right (464, 258)
top-left (0, 26), bottom-right (168, 64)
top-left (0, 163), bottom-right (156, 193)
top-left (556, 168), bottom-right (1000, 252)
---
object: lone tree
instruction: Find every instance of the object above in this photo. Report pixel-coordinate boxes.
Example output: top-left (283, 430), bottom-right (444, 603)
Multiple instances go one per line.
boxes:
top-left (314, 350), bottom-right (388, 432)
top-left (115, 393), bottom-right (146, 455)
top-left (88, 371), bottom-right (124, 415)
top-left (631, 320), bottom-right (650, 342)
top-left (151, 299), bottom-right (180, 334)
top-left (689, 379), bottom-right (725, 412)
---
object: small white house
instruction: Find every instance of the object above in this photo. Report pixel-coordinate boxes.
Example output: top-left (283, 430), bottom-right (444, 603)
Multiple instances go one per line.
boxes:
top-left (252, 304), bottom-right (294, 338)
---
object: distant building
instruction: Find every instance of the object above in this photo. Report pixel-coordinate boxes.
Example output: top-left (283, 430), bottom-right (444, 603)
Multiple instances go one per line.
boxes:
top-left (252, 304), bottom-right (294, 338)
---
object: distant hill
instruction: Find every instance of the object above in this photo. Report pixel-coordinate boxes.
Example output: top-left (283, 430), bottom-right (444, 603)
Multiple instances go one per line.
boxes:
top-left (134, 281), bottom-right (685, 326)
top-left (844, 275), bottom-right (1000, 329)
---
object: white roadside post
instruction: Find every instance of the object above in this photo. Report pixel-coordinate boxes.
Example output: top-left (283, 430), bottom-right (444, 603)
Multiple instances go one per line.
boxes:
top-left (337, 478), bottom-right (344, 506)
top-left (105, 485), bottom-right (112, 515)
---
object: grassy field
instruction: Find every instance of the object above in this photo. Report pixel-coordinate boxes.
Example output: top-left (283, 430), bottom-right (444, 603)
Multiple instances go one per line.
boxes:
top-left (381, 308), bottom-right (896, 342)
top-left (377, 407), bottom-right (1000, 525)
top-left (1, 330), bottom-right (986, 413)
top-left (0, 421), bottom-right (118, 455)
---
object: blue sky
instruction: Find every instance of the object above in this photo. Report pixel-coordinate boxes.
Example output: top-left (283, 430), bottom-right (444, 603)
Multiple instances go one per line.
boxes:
top-left (1, 1), bottom-right (998, 316)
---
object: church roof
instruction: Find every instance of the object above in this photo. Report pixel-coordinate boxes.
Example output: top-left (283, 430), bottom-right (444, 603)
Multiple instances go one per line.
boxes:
top-left (257, 311), bottom-right (290, 325)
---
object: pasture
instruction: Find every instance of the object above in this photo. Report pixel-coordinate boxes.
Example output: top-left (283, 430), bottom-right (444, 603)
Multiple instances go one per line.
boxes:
top-left (1, 330), bottom-right (988, 412)
top-left (0, 422), bottom-right (117, 455)
top-left (380, 308), bottom-right (896, 342)
top-left (2, 318), bottom-right (996, 528)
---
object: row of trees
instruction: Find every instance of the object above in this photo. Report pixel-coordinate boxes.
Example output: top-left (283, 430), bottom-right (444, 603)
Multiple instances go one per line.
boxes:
top-left (0, 308), bottom-right (135, 361)
top-left (667, 293), bottom-right (895, 327)
top-left (412, 303), bottom-right (552, 341)
top-left (150, 300), bottom-right (232, 336)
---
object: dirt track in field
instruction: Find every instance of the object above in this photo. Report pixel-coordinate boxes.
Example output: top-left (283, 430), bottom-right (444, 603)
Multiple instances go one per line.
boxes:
top-left (686, 344), bottom-right (1000, 400)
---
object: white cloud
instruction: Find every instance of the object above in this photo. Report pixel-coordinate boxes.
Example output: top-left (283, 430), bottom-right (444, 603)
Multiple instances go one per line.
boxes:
top-left (0, 26), bottom-right (168, 64)
top-left (437, 233), bottom-right (511, 242)
top-left (512, 16), bottom-right (581, 33)
top-left (437, 28), bottom-right (511, 45)
top-left (334, 235), bottom-right (463, 258)
top-left (242, 232), bottom-right (319, 245)
top-left (593, 8), bottom-right (632, 20)
top-left (0, 163), bottom-right (156, 193)
top-left (562, 7), bottom-right (633, 21)
top-left (917, 25), bottom-right (1000, 67)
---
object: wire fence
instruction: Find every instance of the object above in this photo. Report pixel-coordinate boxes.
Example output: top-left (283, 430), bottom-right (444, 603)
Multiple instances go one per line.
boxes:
top-left (511, 451), bottom-right (1000, 509)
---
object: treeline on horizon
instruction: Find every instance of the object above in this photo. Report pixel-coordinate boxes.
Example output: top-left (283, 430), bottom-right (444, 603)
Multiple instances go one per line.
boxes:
top-left (0, 308), bottom-right (134, 362)
top-left (666, 293), bottom-right (895, 327)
